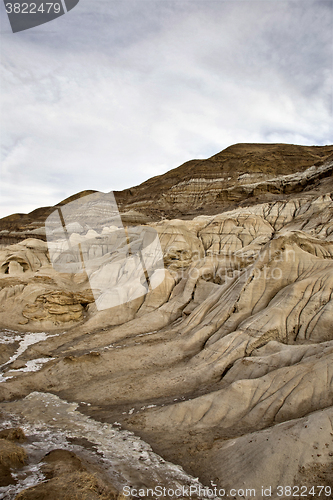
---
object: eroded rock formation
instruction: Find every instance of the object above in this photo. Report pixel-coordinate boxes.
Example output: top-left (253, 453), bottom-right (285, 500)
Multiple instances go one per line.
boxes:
top-left (1, 144), bottom-right (333, 499)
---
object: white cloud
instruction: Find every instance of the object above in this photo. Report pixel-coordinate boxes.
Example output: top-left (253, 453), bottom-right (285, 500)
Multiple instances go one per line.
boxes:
top-left (0, 0), bottom-right (332, 218)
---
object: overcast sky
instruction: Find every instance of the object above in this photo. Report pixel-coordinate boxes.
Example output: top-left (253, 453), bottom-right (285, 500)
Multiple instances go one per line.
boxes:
top-left (0, 0), bottom-right (332, 218)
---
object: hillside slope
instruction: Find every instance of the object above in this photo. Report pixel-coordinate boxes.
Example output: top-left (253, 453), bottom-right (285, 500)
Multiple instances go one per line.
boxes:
top-left (1, 143), bottom-right (333, 245)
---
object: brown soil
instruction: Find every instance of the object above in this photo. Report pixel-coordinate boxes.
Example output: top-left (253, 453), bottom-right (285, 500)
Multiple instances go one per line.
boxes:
top-left (14, 449), bottom-right (122, 500)
top-left (0, 430), bottom-right (27, 486)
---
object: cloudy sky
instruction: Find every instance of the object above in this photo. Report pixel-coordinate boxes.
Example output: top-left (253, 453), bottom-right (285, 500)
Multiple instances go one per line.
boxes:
top-left (0, 0), bottom-right (332, 218)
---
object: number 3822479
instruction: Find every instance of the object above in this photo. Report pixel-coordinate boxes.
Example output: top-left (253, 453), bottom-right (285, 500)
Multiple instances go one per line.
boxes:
top-left (5, 3), bottom-right (62, 14)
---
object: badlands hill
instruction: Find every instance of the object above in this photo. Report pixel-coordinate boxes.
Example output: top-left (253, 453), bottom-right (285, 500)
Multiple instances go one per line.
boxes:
top-left (0, 142), bottom-right (333, 499)
top-left (1, 143), bottom-right (333, 244)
